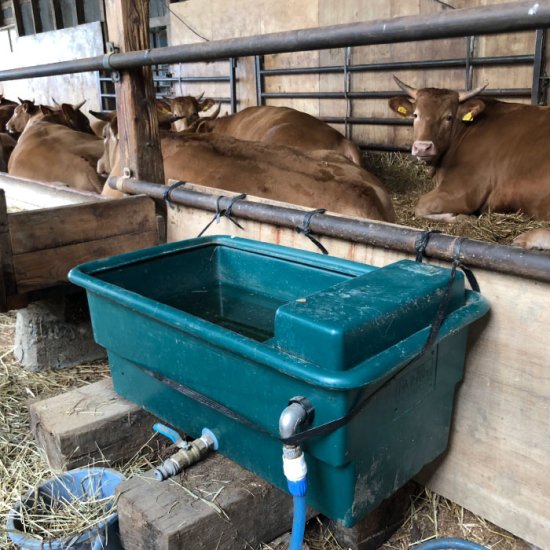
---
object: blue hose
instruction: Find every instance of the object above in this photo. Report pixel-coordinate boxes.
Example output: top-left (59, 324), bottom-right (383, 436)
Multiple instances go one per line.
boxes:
top-left (289, 495), bottom-right (307, 550)
top-left (415, 538), bottom-right (489, 550)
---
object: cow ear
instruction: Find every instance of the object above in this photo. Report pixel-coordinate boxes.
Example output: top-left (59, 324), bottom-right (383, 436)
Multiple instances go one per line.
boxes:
top-left (389, 97), bottom-right (414, 117)
top-left (199, 98), bottom-right (215, 112)
top-left (458, 98), bottom-right (485, 123)
top-left (61, 103), bottom-right (74, 116)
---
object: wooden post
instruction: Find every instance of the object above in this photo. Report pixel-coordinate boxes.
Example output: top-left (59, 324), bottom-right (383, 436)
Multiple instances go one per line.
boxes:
top-left (104, 0), bottom-right (165, 185)
top-left (0, 190), bottom-right (25, 312)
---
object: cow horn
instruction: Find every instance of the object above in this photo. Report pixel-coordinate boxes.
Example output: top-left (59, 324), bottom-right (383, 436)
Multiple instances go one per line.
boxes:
top-left (158, 113), bottom-right (185, 125)
top-left (195, 91), bottom-right (205, 102)
top-left (89, 109), bottom-right (116, 122)
top-left (393, 75), bottom-right (417, 99)
top-left (51, 97), bottom-right (60, 106)
top-left (74, 99), bottom-right (87, 110)
top-left (458, 83), bottom-right (488, 102)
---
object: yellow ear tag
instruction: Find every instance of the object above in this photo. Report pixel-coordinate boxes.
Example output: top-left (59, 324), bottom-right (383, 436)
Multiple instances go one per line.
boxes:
top-left (397, 106), bottom-right (408, 116)
top-left (462, 111), bottom-right (474, 122)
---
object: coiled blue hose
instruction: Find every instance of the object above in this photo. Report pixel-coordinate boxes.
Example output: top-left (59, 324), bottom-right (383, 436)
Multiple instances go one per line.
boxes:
top-left (289, 494), bottom-right (307, 550)
top-left (415, 537), bottom-right (489, 550)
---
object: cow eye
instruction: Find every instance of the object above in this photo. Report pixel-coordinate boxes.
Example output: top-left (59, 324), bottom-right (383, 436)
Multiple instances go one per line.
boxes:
top-left (413, 113), bottom-right (418, 119)
top-left (446, 114), bottom-right (453, 121)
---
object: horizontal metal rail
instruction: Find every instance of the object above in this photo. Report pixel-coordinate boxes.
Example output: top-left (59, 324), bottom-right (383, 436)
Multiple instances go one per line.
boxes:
top-left (0, 2), bottom-right (548, 82)
top-left (100, 75), bottom-right (231, 83)
top-left (257, 54), bottom-right (536, 77)
top-left (321, 117), bottom-right (412, 126)
top-left (260, 89), bottom-right (532, 100)
top-left (108, 177), bottom-right (550, 284)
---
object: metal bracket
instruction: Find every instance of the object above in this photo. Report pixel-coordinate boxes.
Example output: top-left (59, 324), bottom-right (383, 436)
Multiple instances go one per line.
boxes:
top-left (103, 42), bottom-right (121, 83)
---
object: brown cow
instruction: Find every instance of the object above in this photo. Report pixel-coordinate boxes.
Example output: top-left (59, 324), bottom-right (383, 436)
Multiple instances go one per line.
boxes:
top-left (0, 104), bottom-right (16, 134)
top-left (0, 132), bottom-right (16, 172)
top-left (97, 113), bottom-right (395, 222)
top-left (8, 110), bottom-right (104, 193)
top-left (163, 93), bottom-right (219, 131)
top-left (196, 105), bottom-right (363, 166)
top-left (6, 99), bottom-right (93, 135)
top-left (389, 76), bottom-right (550, 250)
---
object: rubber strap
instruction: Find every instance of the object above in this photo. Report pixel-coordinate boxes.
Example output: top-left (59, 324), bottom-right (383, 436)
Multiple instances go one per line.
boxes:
top-left (163, 180), bottom-right (186, 209)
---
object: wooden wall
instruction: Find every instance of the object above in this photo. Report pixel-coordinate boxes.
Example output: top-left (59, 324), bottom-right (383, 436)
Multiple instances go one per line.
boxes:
top-left (0, 22), bottom-right (103, 112)
top-left (168, 0), bottom-right (546, 147)
top-left (165, 185), bottom-right (550, 549)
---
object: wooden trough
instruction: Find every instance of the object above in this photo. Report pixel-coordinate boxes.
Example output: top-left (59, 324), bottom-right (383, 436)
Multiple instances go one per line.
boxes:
top-left (0, 173), bottom-right (159, 312)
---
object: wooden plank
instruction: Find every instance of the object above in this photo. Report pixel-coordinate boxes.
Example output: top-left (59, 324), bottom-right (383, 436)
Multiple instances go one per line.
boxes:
top-left (13, 230), bottom-right (158, 294)
top-left (117, 453), bottom-right (296, 550)
top-left (0, 173), bottom-right (106, 211)
top-left (166, 189), bottom-right (550, 549)
top-left (104, 0), bottom-right (165, 184)
top-left (0, 190), bottom-right (16, 311)
top-left (30, 378), bottom-right (159, 470)
top-left (9, 195), bottom-right (156, 255)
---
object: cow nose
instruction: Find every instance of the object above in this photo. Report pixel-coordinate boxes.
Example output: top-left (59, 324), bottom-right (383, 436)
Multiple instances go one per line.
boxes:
top-left (412, 141), bottom-right (435, 157)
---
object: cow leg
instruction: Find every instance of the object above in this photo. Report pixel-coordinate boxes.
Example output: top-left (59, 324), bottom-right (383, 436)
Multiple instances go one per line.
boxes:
top-left (415, 189), bottom-right (473, 224)
top-left (419, 212), bottom-right (471, 223)
top-left (512, 228), bottom-right (550, 251)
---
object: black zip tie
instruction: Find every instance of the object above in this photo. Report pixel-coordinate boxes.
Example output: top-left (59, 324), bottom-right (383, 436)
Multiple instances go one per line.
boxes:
top-left (451, 237), bottom-right (481, 293)
top-left (197, 193), bottom-right (247, 238)
top-left (163, 180), bottom-right (186, 209)
top-left (295, 209), bottom-right (329, 255)
top-left (415, 229), bottom-right (441, 262)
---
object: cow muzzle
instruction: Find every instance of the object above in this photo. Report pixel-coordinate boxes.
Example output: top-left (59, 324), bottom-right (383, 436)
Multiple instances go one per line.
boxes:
top-left (412, 140), bottom-right (436, 161)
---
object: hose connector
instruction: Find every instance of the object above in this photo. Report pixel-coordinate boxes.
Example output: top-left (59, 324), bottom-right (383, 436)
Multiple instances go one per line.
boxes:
top-left (153, 424), bottom-right (218, 481)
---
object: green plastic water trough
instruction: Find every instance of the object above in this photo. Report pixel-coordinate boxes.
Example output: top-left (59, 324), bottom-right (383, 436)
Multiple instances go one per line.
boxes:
top-left (68, 236), bottom-right (489, 526)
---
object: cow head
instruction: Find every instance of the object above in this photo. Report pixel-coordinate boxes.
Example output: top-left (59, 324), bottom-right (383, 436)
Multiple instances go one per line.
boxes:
top-left (90, 109), bottom-right (183, 177)
top-left (389, 76), bottom-right (487, 164)
top-left (163, 93), bottom-right (217, 131)
top-left (0, 95), bottom-right (16, 107)
top-left (6, 99), bottom-right (38, 134)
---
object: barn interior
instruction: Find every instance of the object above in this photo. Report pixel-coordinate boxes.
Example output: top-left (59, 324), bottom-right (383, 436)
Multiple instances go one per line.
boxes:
top-left (0, 1), bottom-right (549, 550)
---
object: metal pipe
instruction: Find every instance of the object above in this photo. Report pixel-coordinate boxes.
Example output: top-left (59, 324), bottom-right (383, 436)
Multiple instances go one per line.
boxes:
top-left (257, 54), bottom-right (536, 76)
top-left (108, 177), bottom-right (550, 283)
top-left (259, 89), bottom-right (532, 100)
top-left (321, 117), bottom-right (411, 126)
top-left (0, 2), bottom-right (549, 82)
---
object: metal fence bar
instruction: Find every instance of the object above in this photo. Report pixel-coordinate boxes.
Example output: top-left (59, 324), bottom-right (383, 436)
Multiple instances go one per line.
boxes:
top-left (108, 177), bottom-right (550, 284)
top-left (260, 89), bottom-right (533, 100)
top-left (0, 2), bottom-right (549, 82)
top-left (256, 54), bottom-right (536, 77)
top-left (532, 29), bottom-right (547, 104)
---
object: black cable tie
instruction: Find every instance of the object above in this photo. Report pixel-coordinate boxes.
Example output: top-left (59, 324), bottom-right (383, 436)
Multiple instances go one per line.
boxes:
top-left (162, 180), bottom-right (186, 209)
top-left (197, 194), bottom-right (247, 238)
top-left (224, 193), bottom-right (247, 231)
top-left (451, 237), bottom-right (480, 292)
top-left (295, 209), bottom-right (329, 255)
top-left (415, 229), bottom-right (441, 263)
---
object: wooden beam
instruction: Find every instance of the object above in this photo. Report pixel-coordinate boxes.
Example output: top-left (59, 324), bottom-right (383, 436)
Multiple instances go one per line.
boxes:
top-left (30, 378), bottom-right (159, 471)
top-left (9, 195), bottom-right (158, 294)
top-left (104, 0), bottom-right (165, 185)
top-left (0, 173), bottom-right (106, 210)
top-left (0, 190), bottom-right (18, 311)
